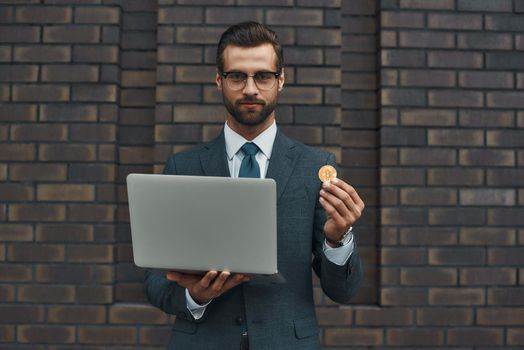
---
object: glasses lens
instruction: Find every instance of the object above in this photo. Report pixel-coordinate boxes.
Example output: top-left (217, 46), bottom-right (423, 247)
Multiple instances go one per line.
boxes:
top-left (225, 72), bottom-right (247, 90)
top-left (254, 72), bottom-right (277, 90)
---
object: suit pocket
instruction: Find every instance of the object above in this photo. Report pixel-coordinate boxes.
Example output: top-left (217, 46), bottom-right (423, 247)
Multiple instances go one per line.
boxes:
top-left (172, 318), bottom-right (197, 334)
top-left (293, 316), bottom-right (318, 339)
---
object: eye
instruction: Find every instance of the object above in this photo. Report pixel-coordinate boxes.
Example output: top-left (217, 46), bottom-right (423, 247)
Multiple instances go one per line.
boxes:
top-left (255, 72), bottom-right (274, 81)
top-left (227, 72), bottom-right (246, 81)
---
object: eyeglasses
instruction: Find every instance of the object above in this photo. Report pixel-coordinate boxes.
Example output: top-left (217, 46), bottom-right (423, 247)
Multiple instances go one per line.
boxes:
top-left (220, 71), bottom-right (280, 91)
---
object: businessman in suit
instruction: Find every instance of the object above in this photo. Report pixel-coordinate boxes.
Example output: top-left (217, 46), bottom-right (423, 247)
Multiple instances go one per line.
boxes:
top-left (144, 22), bottom-right (364, 350)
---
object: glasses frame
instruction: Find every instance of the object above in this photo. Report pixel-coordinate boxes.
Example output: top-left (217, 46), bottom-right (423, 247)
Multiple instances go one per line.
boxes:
top-left (220, 71), bottom-right (281, 91)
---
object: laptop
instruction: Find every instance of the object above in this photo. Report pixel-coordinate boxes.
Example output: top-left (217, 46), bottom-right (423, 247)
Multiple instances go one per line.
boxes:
top-left (126, 173), bottom-right (281, 281)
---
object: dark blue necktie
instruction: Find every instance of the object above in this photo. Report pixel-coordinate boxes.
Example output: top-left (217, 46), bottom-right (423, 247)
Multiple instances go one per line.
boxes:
top-left (239, 142), bottom-right (260, 178)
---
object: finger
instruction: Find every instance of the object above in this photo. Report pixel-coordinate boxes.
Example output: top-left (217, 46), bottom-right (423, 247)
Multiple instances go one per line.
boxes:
top-left (210, 271), bottom-right (231, 292)
top-left (320, 188), bottom-right (352, 219)
top-left (331, 178), bottom-right (365, 209)
top-left (199, 270), bottom-right (218, 289)
top-left (322, 181), bottom-right (363, 217)
top-left (222, 274), bottom-right (249, 290)
top-left (319, 196), bottom-right (345, 224)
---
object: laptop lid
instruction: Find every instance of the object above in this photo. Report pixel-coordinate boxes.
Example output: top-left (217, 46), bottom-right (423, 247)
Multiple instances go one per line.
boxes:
top-left (126, 173), bottom-right (277, 275)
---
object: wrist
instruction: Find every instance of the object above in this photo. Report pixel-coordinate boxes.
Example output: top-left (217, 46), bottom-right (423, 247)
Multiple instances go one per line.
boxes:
top-left (325, 226), bottom-right (353, 248)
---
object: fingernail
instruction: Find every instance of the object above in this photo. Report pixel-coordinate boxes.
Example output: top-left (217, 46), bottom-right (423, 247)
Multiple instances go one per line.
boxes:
top-left (332, 178), bottom-right (338, 184)
top-left (320, 189), bottom-right (325, 195)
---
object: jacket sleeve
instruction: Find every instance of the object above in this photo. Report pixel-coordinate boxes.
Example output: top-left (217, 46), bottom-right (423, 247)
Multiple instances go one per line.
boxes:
top-left (311, 153), bottom-right (363, 304)
top-left (142, 155), bottom-right (209, 323)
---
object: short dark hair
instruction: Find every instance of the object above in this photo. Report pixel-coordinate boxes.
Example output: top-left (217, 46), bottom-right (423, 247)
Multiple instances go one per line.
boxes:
top-left (216, 22), bottom-right (284, 73)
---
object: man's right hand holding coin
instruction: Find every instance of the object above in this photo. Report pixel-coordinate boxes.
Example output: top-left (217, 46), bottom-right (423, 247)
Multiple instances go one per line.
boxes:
top-left (318, 166), bottom-right (365, 246)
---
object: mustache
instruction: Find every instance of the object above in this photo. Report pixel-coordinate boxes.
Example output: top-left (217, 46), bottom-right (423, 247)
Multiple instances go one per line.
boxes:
top-left (237, 98), bottom-right (265, 105)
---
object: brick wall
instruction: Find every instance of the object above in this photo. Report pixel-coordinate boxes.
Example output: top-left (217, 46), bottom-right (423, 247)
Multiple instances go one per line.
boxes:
top-left (0, 0), bottom-right (523, 348)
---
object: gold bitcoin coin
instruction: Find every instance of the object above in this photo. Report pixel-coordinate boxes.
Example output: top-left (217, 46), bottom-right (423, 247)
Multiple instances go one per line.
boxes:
top-left (318, 165), bottom-right (337, 182)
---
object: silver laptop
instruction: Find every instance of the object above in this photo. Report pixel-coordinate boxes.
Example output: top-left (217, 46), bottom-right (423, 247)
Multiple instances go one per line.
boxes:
top-left (126, 173), bottom-right (278, 277)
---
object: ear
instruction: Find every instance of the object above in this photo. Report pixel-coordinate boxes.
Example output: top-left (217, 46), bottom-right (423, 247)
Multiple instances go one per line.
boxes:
top-left (278, 68), bottom-right (285, 91)
top-left (216, 69), bottom-right (222, 91)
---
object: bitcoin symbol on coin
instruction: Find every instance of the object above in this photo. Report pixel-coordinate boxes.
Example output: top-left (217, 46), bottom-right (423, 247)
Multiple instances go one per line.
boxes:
top-left (318, 165), bottom-right (337, 182)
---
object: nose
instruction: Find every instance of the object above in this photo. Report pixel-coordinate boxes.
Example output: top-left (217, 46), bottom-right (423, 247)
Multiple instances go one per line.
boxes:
top-left (242, 76), bottom-right (259, 95)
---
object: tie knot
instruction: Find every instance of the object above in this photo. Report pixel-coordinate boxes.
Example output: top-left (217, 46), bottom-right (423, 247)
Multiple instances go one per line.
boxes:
top-left (241, 142), bottom-right (259, 156)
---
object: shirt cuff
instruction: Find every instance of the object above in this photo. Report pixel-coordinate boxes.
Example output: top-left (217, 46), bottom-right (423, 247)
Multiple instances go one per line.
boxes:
top-left (185, 288), bottom-right (211, 320)
top-left (323, 231), bottom-right (355, 266)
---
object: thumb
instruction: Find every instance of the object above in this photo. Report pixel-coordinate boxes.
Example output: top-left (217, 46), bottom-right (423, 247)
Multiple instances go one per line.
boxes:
top-left (166, 271), bottom-right (179, 282)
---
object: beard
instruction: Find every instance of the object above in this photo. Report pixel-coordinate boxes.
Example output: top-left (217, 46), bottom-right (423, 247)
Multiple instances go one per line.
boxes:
top-left (223, 95), bottom-right (277, 126)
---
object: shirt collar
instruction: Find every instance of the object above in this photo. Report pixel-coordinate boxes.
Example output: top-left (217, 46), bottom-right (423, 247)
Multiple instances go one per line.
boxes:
top-left (224, 120), bottom-right (277, 161)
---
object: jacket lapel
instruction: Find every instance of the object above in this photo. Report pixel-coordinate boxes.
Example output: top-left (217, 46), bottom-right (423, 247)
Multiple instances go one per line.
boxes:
top-left (266, 130), bottom-right (301, 202)
top-left (199, 131), bottom-right (231, 177)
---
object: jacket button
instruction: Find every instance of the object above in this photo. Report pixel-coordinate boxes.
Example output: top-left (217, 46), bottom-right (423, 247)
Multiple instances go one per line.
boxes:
top-left (235, 316), bottom-right (244, 325)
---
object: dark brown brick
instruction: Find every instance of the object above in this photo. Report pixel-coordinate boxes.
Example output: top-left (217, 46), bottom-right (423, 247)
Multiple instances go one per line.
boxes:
top-left (9, 204), bottom-right (65, 222)
top-left (458, 33), bottom-right (512, 50)
top-left (416, 307), bottom-right (473, 326)
top-left (386, 328), bottom-right (444, 346)
top-left (16, 6), bottom-right (71, 23)
top-left (8, 243), bottom-right (64, 262)
top-left (399, 31), bottom-right (454, 48)
top-left (428, 13), bottom-right (482, 30)
top-left (14, 45), bottom-right (71, 62)
top-left (109, 304), bottom-right (167, 324)
top-left (428, 51), bottom-right (483, 68)
top-left (315, 307), bottom-right (352, 326)
top-left (447, 328), bottom-right (503, 346)
top-left (78, 326), bottom-right (137, 344)
top-left (325, 328), bottom-right (383, 346)
top-left (486, 14), bottom-right (524, 30)
top-left (66, 244), bottom-right (112, 262)
top-left (461, 268), bottom-right (516, 286)
top-left (430, 208), bottom-right (485, 225)
top-left (381, 11), bottom-right (424, 28)
top-left (401, 267), bottom-right (457, 286)
top-left (39, 144), bottom-right (96, 162)
top-left (400, 69), bottom-right (455, 87)
top-left (488, 287), bottom-right (524, 305)
top-left (429, 288), bottom-right (484, 305)
top-left (75, 6), bottom-right (120, 24)
top-left (18, 285), bottom-right (75, 303)
top-left (488, 169), bottom-right (524, 186)
top-left (486, 53), bottom-right (524, 70)
top-left (400, 0), bottom-right (454, 9)
top-left (40, 104), bottom-right (97, 122)
top-left (0, 326), bottom-right (14, 341)
top-left (11, 124), bottom-right (68, 141)
top-left (381, 168), bottom-right (424, 185)
top-left (400, 148), bottom-right (456, 166)
top-left (458, 0), bottom-right (512, 11)
top-left (0, 305), bottom-right (44, 322)
top-left (298, 28), bottom-right (340, 46)
top-left (0, 25), bottom-right (39, 43)
top-left (73, 45), bottom-right (118, 63)
top-left (489, 247), bottom-right (524, 265)
top-left (37, 184), bottom-right (95, 202)
top-left (381, 49), bottom-right (425, 67)
top-left (400, 227), bottom-right (457, 246)
top-left (355, 308), bottom-right (413, 326)
top-left (77, 286), bottom-right (113, 304)
top-left (12, 84), bottom-right (69, 102)
top-left (400, 109), bottom-right (456, 126)
top-left (10, 163), bottom-right (66, 181)
top-left (267, 9), bottom-right (321, 26)
top-left (508, 328), bottom-right (524, 346)
top-left (35, 224), bottom-right (94, 242)
top-left (68, 204), bottom-right (113, 222)
top-left (459, 110), bottom-right (514, 127)
top-left (381, 247), bottom-right (426, 266)
top-left (400, 188), bottom-right (457, 205)
top-left (48, 306), bottom-right (106, 324)
top-left (156, 85), bottom-right (201, 103)
top-left (381, 287), bottom-right (427, 306)
top-left (42, 64), bottom-right (98, 82)
top-left (460, 228), bottom-right (516, 245)
top-left (428, 168), bottom-right (483, 186)
top-left (43, 25), bottom-right (100, 43)
top-left (0, 224), bottom-right (33, 241)
top-left (18, 325), bottom-right (75, 343)
top-left (0, 64), bottom-right (38, 82)
top-left (0, 264), bottom-right (32, 282)
top-left (0, 183), bottom-right (34, 201)
top-left (460, 189), bottom-right (515, 206)
top-left (35, 264), bottom-right (92, 283)
top-left (72, 84), bottom-right (117, 102)
top-left (460, 149), bottom-right (514, 167)
top-left (431, 247), bottom-right (486, 266)
top-left (0, 104), bottom-right (37, 122)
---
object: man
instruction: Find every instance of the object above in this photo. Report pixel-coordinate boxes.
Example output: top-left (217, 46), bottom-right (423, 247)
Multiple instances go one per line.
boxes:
top-left (144, 22), bottom-right (364, 350)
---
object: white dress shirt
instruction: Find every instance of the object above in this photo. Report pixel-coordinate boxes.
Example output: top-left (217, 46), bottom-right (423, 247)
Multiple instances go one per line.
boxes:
top-left (186, 121), bottom-right (355, 319)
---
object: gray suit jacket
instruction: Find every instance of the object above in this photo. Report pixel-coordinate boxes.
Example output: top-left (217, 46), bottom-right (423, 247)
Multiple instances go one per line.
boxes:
top-left (143, 130), bottom-right (362, 350)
